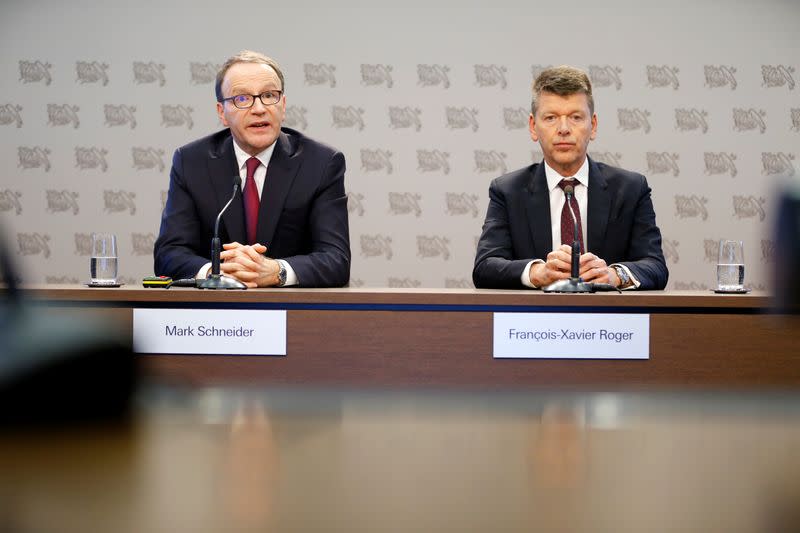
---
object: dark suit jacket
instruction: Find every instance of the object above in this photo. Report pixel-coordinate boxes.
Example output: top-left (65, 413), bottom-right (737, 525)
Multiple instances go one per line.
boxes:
top-left (473, 158), bottom-right (668, 290)
top-left (154, 127), bottom-right (350, 287)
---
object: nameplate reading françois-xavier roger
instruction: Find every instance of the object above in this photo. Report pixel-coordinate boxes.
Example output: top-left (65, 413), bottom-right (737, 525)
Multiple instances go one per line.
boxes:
top-left (133, 309), bottom-right (286, 356)
top-left (493, 313), bottom-right (649, 359)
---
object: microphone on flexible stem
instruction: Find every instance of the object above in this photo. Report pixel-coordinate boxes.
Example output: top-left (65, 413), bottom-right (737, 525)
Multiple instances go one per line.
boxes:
top-left (543, 184), bottom-right (593, 293)
top-left (197, 176), bottom-right (247, 290)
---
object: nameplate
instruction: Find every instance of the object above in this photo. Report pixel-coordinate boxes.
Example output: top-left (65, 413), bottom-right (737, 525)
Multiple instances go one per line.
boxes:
top-left (133, 309), bottom-right (286, 356)
top-left (493, 312), bottom-right (649, 359)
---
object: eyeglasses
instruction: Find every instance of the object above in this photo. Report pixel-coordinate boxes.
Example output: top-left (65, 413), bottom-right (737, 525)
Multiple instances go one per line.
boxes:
top-left (220, 90), bottom-right (283, 109)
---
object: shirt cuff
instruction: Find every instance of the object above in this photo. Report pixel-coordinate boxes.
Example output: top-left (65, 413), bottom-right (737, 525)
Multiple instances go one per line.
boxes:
top-left (610, 263), bottom-right (640, 290)
top-left (278, 259), bottom-right (298, 287)
top-left (521, 259), bottom-right (545, 289)
top-left (196, 262), bottom-right (212, 279)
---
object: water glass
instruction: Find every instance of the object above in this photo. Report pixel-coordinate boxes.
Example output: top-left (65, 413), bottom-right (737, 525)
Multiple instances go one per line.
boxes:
top-left (716, 239), bottom-right (744, 291)
top-left (90, 232), bottom-right (118, 284)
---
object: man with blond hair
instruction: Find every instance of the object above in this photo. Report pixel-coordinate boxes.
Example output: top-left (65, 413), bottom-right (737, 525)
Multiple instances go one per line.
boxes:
top-left (473, 65), bottom-right (667, 290)
top-left (155, 50), bottom-right (350, 287)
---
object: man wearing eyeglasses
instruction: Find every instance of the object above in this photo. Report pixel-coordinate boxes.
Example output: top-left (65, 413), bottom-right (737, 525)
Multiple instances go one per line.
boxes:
top-left (154, 50), bottom-right (350, 287)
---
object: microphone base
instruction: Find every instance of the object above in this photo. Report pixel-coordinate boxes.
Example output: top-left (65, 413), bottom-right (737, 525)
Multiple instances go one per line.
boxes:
top-left (542, 277), bottom-right (594, 293)
top-left (196, 274), bottom-right (247, 290)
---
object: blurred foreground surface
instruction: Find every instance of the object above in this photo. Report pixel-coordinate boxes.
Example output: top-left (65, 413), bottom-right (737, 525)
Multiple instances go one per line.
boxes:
top-left (2, 386), bottom-right (800, 533)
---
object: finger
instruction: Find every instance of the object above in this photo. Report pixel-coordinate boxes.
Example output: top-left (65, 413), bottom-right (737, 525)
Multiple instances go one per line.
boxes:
top-left (222, 241), bottom-right (245, 250)
top-left (579, 252), bottom-right (598, 266)
top-left (252, 243), bottom-right (268, 254)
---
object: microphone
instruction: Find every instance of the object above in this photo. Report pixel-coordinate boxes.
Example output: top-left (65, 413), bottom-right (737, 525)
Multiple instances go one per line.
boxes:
top-left (563, 185), bottom-right (581, 279)
top-left (543, 182), bottom-right (593, 293)
top-left (197, 176), bottom-right (247, 290)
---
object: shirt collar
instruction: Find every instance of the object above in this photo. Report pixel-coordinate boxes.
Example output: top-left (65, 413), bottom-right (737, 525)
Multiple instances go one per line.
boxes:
top-left (544, 157), bottom-right (590, 192)
top-left (231, 138), bottom-right (278, 172)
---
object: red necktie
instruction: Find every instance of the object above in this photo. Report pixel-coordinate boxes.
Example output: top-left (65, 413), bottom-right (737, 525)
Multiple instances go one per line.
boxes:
top-left (243, 157), bottom-right (261, 245)
top-left (558, 178), bottom-right (585, 254)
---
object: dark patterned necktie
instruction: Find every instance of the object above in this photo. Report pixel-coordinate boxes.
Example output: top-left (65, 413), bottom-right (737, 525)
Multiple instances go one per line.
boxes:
top-left (558, 178), bottom-right (585, 254)
top-left (243, 157), bottom-right (261, 245)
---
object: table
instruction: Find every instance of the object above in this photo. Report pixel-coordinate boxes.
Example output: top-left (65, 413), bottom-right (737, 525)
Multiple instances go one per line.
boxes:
top-left (18, 286), bottom-right (800, 388)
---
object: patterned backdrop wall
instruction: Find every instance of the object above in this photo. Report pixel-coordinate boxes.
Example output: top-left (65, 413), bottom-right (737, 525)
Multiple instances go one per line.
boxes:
top-left (1, 0), bottom-right (797, 289)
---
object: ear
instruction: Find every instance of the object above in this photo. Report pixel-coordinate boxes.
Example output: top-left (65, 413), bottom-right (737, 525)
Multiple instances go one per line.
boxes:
top-left (216, 101), bottom-right (228, 127)
top-left (529, 113), bottom-right (539, 142)
top-left (589, 112), bottom-right (598, 141)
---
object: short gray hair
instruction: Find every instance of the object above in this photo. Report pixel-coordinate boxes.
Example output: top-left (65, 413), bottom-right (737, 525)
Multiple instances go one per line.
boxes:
top-left (531, 65), bottom-right (594, 116)
top-left (215, 50), bottom-right (285, 102)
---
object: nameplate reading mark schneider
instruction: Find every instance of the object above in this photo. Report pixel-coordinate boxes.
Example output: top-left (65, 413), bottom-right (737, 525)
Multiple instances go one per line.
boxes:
top-left (133, 308), bottom-right (286, 356)
top-left (493, 312), bottom-right (649, 359)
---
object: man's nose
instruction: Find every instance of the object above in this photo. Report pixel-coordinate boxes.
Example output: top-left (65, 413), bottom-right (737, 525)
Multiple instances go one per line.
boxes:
top-left (557, 116), bottom-right (570, 134)
top-left (250, 98), bottom-right (267, 113)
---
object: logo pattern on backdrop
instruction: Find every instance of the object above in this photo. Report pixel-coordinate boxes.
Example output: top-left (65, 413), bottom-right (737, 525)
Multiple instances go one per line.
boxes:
top-left (474, 150), bottom-right (507, 174)
top-left (646, 65), bottom-right (680, 89)
top-left (588, 65), bottom-right (623, 90)
top-left (704, 152), bottom-right (738, 177)
top-left (47, 104), bottom-right (80, 128)
top-left (133, 61), bottom-right (166, 86)
top-left (0, 104), bottom-right (23, 128)
top-left (18, 147), bottom-right (51, 171)
top-left (761, 152), bottom-right (795, 176)
top-left (161, 105), bottom-right (194, 129)
top-left (733, 108), bottom-right (767, 133)
top-left (361, 64), bottom-right (393, 88)
top-left (132, 147), bottom-right (166, 172)
top-left (104, 105), bottom-right (137, 129)
top-left (189, 62), bottom-right (220, 84)
top-left (361, 149), bottom-right (393, 173)
top-left (360, 235), bottom-right (393, 260)
top-left (76, 61), bottom-right (110, 85)
top-left (0, 190), bottom-right (23, 215)
top-left (104, 191), bottom-right (137, 214)
top-left (389, 107), bottom-right (422, 131)
top-left (46, 190), bottom-right (79, 214)
top-left (18, 233), bottom-right (51, 258)
top-left (417, 149), bottom-right (450, 174)
top-left (132, 233), bottom-right (155, 255)
top-left (284, 106), bottom-right (309, 131)
top-left (761, 65), bottom-right (795, 89)
top-left (4, 54), bottom-right (793, 288)
top-left (332, 106), bottom-right (365, 130)
top-left (503, 107), bottom-right (528, 129)
top-left (675, 195), bottom-right (708, 220)
top-left (76, 147), bottom-right (109, 171)
top-left (388, 193), bottom-right (422, 217)
top-left (445, 193), bottom-right (480, 218)
top-left (618, 109), bottom-right (651, 133)
top-left (446, 107), bottom-right (479, 131)
top-left (704, 65), bottom-right (737, 90)
top-left (675, 109), bottom-right (708, 133)
top-left (19, 60), bottom-right (52, 85)
top-left (304, 64), bottom-right (336, 87)
top-left (474, 65), bottom-right (507, 89)
top-left (417, 65), bottom-right (450, 88)
top-left (647, 152), bottom-right (680, 176)
top-left (733, 196), bottom-right (766, 221)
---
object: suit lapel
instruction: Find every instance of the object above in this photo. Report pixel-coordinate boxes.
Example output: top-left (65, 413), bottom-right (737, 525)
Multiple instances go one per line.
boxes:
top-left (586, 157), bottom-right (611, 255)
top-left (207, 134), bottom-right (246, 243)
top-left (524, 163), bottom-right (552, 256)
top-left (257, 132), bottom-right (300, 248)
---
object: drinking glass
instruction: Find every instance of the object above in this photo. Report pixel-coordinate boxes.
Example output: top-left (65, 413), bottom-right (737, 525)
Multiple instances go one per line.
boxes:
top-left (716, 239), bottom-right (744, 291)
top-left (90, 233), bottom-right (118, 284)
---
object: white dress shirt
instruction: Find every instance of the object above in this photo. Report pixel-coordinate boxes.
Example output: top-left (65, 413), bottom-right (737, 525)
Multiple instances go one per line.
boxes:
top-left (196, 139), bottom-right (298, 286)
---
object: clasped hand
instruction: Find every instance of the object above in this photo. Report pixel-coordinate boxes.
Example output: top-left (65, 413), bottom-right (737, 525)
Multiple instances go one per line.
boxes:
top-left (530, 244), bottom-right (620, 288)
top-left (219, 242), bottom-right (281, 288)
